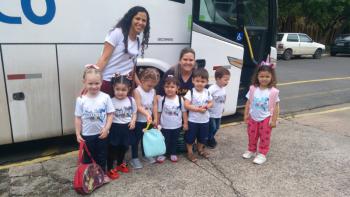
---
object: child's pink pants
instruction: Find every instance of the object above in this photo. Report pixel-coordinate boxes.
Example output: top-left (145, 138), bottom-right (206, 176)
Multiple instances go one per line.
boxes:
top-left (247, 117), bottom-right (272, 155)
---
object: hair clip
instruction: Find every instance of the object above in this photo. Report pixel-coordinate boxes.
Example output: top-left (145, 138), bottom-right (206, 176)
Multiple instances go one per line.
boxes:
top-left (126, 72), bottom-right (133, 80)
top-left (84, 64), bottom-right (99, 69)
top-left (167, 74), bottom-right (174, 78)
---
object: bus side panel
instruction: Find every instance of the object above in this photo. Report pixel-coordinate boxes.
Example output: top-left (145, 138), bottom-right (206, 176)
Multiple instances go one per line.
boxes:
top-left (145, 44), bottom-right (190, 66)
top-left (0, 50), bottom-right (13, 145)
top-left (2, 45), bottom-right (62, 142)
top-left (58, 45), bottom-right (102, 135)
top-left (191, 32), bottom-right (244, 115)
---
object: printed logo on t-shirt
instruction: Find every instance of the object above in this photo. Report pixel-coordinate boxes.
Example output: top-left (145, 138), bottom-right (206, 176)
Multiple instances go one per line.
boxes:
top-left (115, 106), bottom-right (133, 118)
top-left (84, 108), bottom-right (106, 122)
top-left (252, 97), bottom-right (269, 112)
top-left (144, 103), bottom-right (153, 112)
top-left (214, 95), bottom-right (226, 104)
top-left (163, 105), bottom-right (181, 116)
top-left (192, 98), bottom-right (208, 106)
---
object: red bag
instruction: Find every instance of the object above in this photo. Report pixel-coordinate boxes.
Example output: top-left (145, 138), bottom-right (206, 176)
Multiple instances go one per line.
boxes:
top-left (73, 142), bottom-right (105, 194)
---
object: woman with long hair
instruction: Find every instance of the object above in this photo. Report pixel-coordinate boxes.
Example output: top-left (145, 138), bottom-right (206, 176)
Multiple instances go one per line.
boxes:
top-left (97, 6), bottom-right (150, 97)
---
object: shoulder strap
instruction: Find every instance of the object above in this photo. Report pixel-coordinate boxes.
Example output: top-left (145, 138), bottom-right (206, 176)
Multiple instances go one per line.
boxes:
top-left (191, 88), bottom-right (193, 103)
top-left (128, 96), bottom-right (133, 111)
top-left (161, 96), bottom-right (166, 111)
top-left (78, 141), bottom-right (96, 165)
top-left (178, 95), bottom-right (182, 109)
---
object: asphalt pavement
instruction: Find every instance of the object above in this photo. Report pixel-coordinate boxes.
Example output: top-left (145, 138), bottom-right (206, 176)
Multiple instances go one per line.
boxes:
top-left (1, 103), bottom-right (350, 197)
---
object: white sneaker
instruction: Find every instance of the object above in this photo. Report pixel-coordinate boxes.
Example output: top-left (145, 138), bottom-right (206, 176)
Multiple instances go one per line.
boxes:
top-left (242, 151), bottom-right (255, 159)
top-left (130, 158), bottom-right (143, 169)
top-left (156, 155), bottom-right (166, 163)
top-left (253, 153), bottom-right (267, 165)
top-left (143, 156), bottom-right (156, 164)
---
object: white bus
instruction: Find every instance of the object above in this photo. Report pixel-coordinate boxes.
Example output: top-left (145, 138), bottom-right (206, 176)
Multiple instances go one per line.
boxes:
top-left (0, 0), bottom-right (277, 145)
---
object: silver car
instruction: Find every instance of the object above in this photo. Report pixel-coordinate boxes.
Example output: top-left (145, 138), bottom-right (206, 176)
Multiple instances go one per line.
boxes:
top-left (277, 33), bottom-right (325, 60)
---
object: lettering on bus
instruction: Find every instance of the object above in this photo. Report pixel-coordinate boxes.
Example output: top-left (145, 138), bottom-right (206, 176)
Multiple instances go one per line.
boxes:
top-left (0, 0), bottom-right (56, 25)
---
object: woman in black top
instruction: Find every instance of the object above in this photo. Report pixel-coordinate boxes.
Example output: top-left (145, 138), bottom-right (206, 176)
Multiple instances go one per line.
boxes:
top-left (157, 47), bottom-right (196, 97)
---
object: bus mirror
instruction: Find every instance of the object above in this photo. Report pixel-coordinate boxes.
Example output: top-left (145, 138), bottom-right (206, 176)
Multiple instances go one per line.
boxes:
top-left (196, 59), bottom-right (206, 68)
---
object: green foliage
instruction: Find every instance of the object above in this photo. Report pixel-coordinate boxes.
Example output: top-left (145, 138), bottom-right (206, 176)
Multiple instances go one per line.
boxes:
top-left (278, 0), bottom-right (350, 45)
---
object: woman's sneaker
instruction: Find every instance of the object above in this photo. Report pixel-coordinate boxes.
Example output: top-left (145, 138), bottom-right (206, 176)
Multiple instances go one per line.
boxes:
top-left (116, 163), bottom-right (129, 173)
top-left (253, 153), bottom-right (267, 165)
top-left (156, 155), bottom-right (166, 163)
top-left (242, 151), bottom-right (255, 159)
top-left (130, 158), bottom-right (143, 169)
top-left (170, 155), bottom-right (178, 162)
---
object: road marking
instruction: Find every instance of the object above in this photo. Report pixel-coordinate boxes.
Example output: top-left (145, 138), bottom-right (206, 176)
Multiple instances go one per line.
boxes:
top-left (285, 106), bottom-right (350, 118)
top-left (279, 76), bottom-right (350, 86)
top-left (283, 88), bottom-right (350, 100)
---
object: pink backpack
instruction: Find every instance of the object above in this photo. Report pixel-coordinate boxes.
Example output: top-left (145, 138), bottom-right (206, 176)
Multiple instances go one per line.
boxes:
top-left (248, 85), bottom-right (279, 116)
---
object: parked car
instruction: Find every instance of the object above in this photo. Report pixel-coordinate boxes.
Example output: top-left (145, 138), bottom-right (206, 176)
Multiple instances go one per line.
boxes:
top-left (277, 33), bottom-right (325, 60)
top-left (330, 34), bottom-right (350, 56)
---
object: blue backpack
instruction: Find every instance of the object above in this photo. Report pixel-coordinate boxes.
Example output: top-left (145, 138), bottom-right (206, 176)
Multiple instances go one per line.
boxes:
top-left (142, 123), bottom-right (166, 157)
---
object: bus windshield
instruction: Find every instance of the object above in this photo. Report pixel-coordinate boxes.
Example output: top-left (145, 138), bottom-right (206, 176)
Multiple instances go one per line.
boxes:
top-left (199, 0), bottom-right (237, 28)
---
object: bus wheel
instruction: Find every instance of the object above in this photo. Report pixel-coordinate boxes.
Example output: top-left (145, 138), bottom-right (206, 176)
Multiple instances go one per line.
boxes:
top-left (282, 49), bottom-right (292, 60)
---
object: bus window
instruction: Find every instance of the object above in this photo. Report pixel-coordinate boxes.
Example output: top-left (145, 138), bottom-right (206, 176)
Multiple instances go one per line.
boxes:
top-left (193, 0), bottom-right (239, 42)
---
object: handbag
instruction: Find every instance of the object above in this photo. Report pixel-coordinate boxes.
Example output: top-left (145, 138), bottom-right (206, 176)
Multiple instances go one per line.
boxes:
top-left (73, 141), bottom-right (105, 195)
top-left (142, 123), bottom-right (166, 157)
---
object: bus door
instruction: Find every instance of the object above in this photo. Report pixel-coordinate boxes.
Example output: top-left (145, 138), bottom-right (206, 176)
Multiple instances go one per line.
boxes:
top-left (238, 0), bottom-right (277, 106)
top-left (191, 0), bottom-right (244, 115)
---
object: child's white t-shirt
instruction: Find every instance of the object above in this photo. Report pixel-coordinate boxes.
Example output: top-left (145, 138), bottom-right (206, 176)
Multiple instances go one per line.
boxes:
top-left (136, 86), bottom-right (155, 122)
top-left (208, 84), bottom-right (226, 118)
top-left (184, 88), bottom-right (213, 123)
top-left (245, 87), bottom-right (280, 121)
top-left (75, 92), bottom-right (115, 136)
top-left (111, 97), bottom-right (137, 124)
top-left (102, 28), bottom-right (140, 81)
top-left (158, 96), bottom-right (186, 129)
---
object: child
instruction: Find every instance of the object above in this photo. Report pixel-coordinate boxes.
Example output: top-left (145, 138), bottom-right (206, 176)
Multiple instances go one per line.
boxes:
top-left (184, 68), bottom-right (213, 162)
top-left (75, 64), bottom-right (115, 182)
top-left (106, 74), bottom-right (137, 179)
top-left (243, 62), bottom-right (280, 165)
top-left (131, 68), bottom-right (160, 169)
top-left (156, 76), bottom-right (188, 163)
top-left (207, 67), bottom-right (231, 148)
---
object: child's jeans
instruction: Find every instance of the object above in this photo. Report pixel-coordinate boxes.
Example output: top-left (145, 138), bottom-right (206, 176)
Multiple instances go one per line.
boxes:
top-left (162, 128), bottom-right (181, 155)
top-left (208, 118), bottom-right (221, 141)
top-left (82, 134), bottom-right (108, 171)
top-left (130, 122), bottom-right (147, 158)
top-left (247, 117), bottom-right (272, 155)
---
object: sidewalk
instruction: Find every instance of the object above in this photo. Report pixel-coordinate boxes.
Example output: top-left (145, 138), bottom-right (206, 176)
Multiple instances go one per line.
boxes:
top-left (1, 104), bottom-right (350, 197)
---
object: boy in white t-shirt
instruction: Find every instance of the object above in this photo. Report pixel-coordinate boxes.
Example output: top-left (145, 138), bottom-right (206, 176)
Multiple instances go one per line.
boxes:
top-left (184, 68), bottom-right (213, 162)
top-left (207, 67), bottom-right (231, 148)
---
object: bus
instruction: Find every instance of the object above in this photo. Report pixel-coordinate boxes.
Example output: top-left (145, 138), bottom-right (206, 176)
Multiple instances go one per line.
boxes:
top-left (0, 0), bottom-right (277, 145)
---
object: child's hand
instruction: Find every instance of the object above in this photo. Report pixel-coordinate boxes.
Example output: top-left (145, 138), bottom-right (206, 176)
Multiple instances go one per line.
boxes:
top-left (197, 106), bottom-right (207, 113)
top-left (243, 115), bottom-right (249, 124)
top-left (146, 114), bottom-right (153, 124)
top-left (76, 134), bottom-right (85, 143)
top-left (129, 121), bottom-right (136, 130)
top-left (269, 120), bottom-right (277, 128)
top-left (183, 123), bottom-right (188, 131)
top-left (99, 128), bottom-right (109, 139)
top-left (152, 120), bottom-right (158, 128)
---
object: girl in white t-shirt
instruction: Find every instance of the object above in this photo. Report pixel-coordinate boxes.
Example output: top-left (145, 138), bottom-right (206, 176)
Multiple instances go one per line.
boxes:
top-left (106, 74), bottom-right (137, 180)
top-left (243, 62), bottom-right (280, 165)
top-left (131, 68), bottom-right (160, 169)
top-left (97, 6), bottom-right (151, 97)
top-left (75, 64), bottom-right (115, 183)
top-left (156, 76), bottom-right (188, 163)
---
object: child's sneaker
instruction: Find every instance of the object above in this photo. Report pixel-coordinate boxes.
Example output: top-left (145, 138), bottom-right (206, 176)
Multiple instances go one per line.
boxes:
top-left (242, 151), bottom-right (255, 159)
top-left (156, 155), bottom-right (166, 163)
top-left (143, 156), bottom-right (156, 164)
top-left (170, 155), bottom-right (178, 162)
top-left (130, 158), bottom-right (143, 169)
top-left (106, 169), bottom-right (119, 180)
top-left (207, 139), bottom-right (217, 149)
top-left (116, 163), bottom-right (129, 173)
top-left (253, 153), bottom-right (267, 165)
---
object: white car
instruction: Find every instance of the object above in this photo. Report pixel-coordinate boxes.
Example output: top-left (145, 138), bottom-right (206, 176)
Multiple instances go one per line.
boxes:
top-left (277, 33), bottom-right (325, 60)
